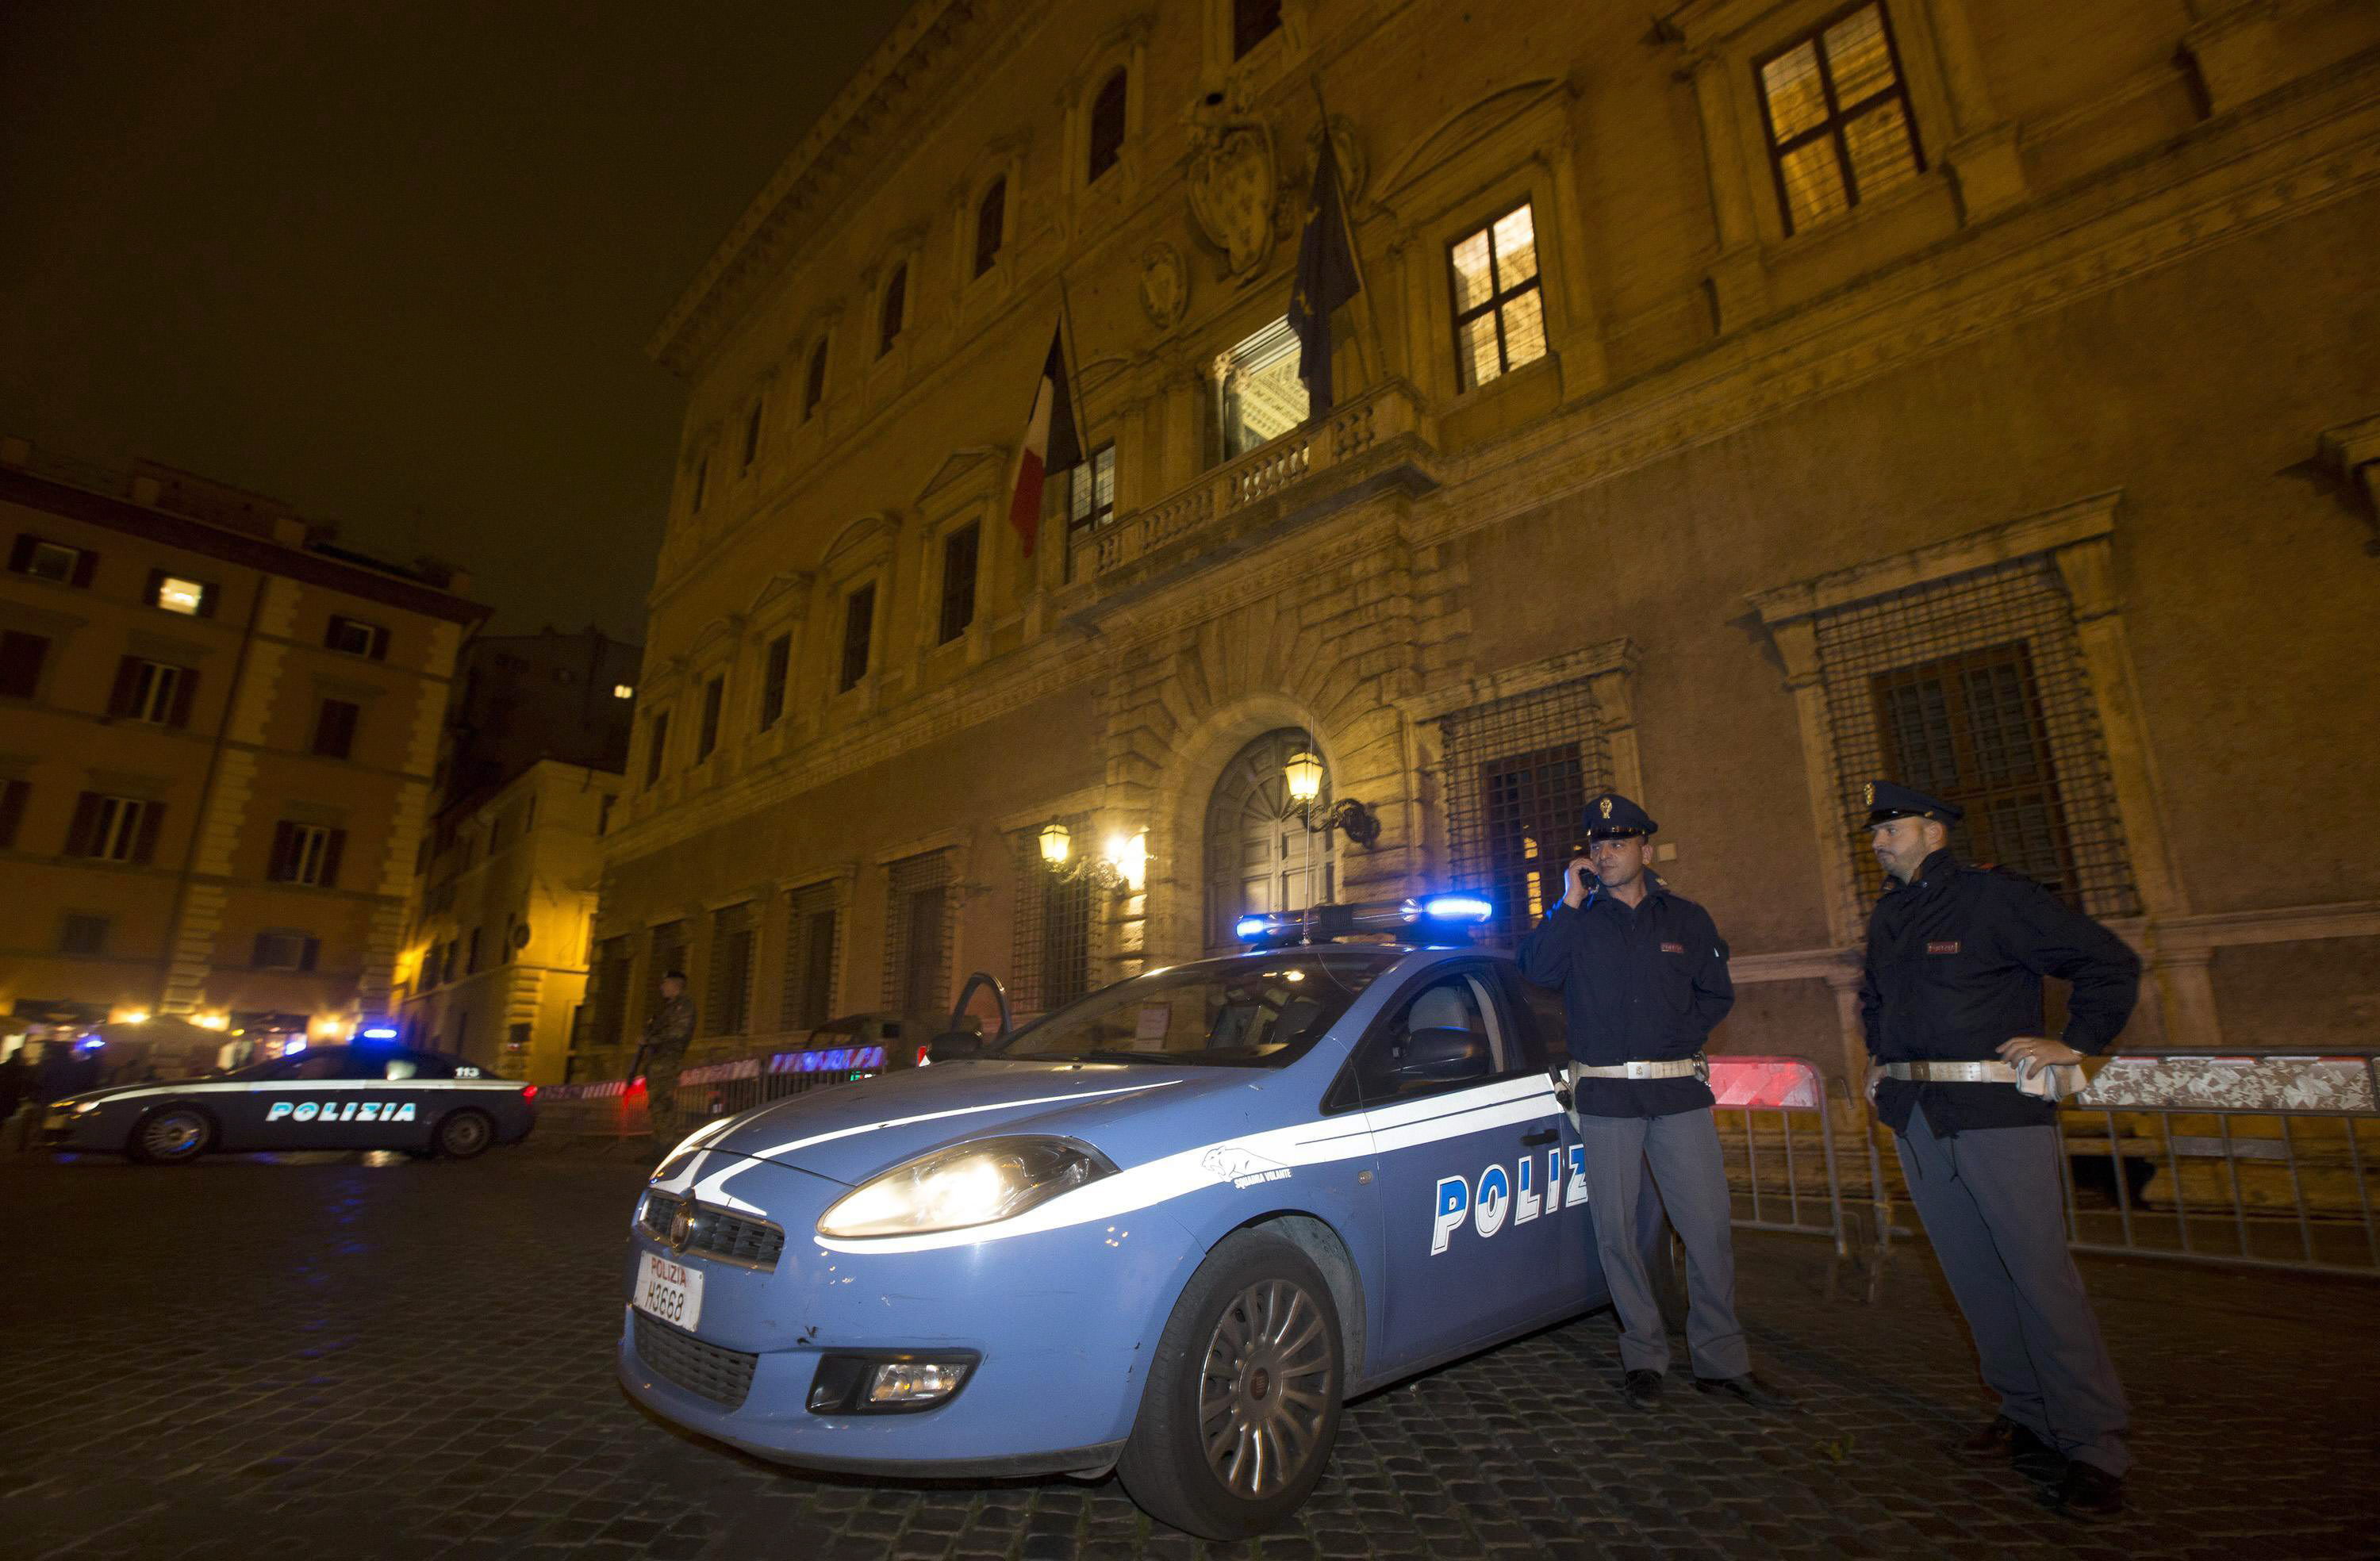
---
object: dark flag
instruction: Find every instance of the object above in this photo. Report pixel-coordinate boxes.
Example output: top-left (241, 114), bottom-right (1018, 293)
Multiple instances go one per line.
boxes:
top-left (1006, 322), bottom-right (1083, 558)
top-left (1285, 133), bottom-right (1361, 417)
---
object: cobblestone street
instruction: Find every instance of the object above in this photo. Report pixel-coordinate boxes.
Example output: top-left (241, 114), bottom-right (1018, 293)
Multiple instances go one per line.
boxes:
top-left (4, 1145), bottom-right (2372, 1561)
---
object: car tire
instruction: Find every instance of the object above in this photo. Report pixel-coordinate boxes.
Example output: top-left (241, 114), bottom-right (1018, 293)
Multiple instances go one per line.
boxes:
top-left (128, 1106), bottom-right (215, 1165)
top-left (1117, 1230), bottom-right (1345, 1540)
top-left (432, 1109), bottom-right (493, 1160)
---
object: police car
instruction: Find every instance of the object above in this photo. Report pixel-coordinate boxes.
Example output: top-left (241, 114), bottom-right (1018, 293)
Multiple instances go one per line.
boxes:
top-left (620, 896), bottom-right (1658, 1540)
top-left (42, 1042), bottom-right (539, 1164)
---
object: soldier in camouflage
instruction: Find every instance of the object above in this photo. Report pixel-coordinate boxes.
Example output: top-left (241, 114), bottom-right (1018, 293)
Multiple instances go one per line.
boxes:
top-left (643, 970), bottom-right (697, 1158)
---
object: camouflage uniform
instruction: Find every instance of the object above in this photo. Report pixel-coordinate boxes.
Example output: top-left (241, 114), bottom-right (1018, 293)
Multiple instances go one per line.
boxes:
top-left (643, 993), bottom-right (697, 1154)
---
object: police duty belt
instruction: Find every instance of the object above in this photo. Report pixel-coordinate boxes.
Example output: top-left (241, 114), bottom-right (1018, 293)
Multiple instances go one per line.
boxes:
top-left (1884, 1058), bottom-right (2086, 1102)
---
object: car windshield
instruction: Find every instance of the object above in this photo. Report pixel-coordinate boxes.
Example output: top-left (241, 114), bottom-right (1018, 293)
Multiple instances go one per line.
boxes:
top-left (996, 949), bottom-right (1402, 1068)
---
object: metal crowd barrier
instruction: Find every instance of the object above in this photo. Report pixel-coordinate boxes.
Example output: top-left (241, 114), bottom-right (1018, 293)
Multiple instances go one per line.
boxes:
top-left (1698, 1054), bottom-right (1885, 1300)
top-left (2054, 1049), bottom-right (2379, 1277)
top-left (536, 1040), bottom-right (895, 1138)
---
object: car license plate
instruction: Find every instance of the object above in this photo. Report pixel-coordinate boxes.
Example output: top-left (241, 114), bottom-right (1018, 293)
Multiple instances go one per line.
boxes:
top-left (634, 1251), bottom-right (703, 1331)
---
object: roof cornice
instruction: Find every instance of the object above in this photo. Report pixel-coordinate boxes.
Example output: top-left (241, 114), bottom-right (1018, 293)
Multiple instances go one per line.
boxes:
top-left (646, 0), bottom-right (995, 378)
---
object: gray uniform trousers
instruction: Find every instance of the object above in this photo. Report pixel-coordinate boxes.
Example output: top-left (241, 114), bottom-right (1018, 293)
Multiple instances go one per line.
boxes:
top-left (1896, 1101), bottom-right (2130, 1475)
top-left (1574, 1106), bottom-right (1749, 1378)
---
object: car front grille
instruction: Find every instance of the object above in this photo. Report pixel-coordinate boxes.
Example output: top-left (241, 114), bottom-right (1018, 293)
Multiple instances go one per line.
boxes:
top-left (632, 1311), bottom-right (758, 1410)
top-left (639, 1191), bottom-right (786, 1270)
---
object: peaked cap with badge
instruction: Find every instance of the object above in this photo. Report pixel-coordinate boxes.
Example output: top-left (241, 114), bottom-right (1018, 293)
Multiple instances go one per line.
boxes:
top-left (1583, 791), bottom-right (1659, 838)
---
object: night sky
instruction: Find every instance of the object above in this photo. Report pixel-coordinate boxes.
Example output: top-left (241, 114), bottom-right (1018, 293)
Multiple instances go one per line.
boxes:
top-left (0, 2), bottom-right (908, 640)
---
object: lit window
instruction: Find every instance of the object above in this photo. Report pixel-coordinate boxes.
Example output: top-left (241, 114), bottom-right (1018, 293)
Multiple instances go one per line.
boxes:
top-left (1448, 203), bottom-right (1546, 393)
top-left (612, 683), bottom-right (635, 700)
top-left (1756, 3), bottom-right (1924, 235)
top-left (1215, 316), bottom-right (1307, 459)
top-left (1065, 443), bottom-right (1118, 577)
top-left (154, 576), bottom-right (209, 616)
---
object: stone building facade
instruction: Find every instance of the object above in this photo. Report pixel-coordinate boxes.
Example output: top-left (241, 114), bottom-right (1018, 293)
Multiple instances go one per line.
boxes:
top-left (399, 757), bottom-right (621, 1083)
top-left (0, 443), bottom-right (482, 1060)
top-left (590, 0), bottom-right (2380, 1086)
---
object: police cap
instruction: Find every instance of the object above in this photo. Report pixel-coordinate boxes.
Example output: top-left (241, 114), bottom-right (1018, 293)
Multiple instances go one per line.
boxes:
top-left (1583, 791), bottom-right (1658, 838)
top-left (1861, 780), bottom-right (1965, 827)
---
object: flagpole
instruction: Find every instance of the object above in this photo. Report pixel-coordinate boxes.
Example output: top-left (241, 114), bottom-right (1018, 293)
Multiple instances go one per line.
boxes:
top-left (1307, 75), bottom-right (1381, 393)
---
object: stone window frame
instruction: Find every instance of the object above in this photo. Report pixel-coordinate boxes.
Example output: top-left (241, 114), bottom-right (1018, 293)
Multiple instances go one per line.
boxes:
top-left (1060, 18), bottom-right (1151, 229)
top-left (995, 788), bottom-right (1106, 1020)
top-left (1748, 492), bottom-right (2183, 949)
top-left (1663, 0), bottom-right (2018, 328)
top-left (1200, 0), bottom-right (1309, 86)
top-left (1372, 79), bottom-right (1606, 412)
top-left (1747, 1), bottom-right (1929, 238)
top-left (912, 450), bottom-right (1012, 677)
top-left (736, 374), bottom-right (774, 479)
top-left (876, 828), bottom-right (970, 1026)
top-left (776, 866), bottom-right (855, 1036)
top-left (818, 512), bottom-right (897, 712)
top-left (1403, 639), bottom-right (1643, 944)
top-left (951, 142), bottom-right (1027, 307)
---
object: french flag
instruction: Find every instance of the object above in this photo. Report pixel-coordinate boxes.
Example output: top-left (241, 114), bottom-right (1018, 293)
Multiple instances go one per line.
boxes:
top-left (1007, 322), bottom-right (1083, 558)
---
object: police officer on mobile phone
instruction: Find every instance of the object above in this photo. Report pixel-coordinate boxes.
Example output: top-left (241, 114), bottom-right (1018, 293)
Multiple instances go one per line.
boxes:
top-left (1517, 792), bottom-right (1786, 1411)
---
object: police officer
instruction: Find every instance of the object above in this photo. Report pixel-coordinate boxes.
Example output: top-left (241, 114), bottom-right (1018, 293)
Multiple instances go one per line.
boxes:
top-left (643, 970), bottom-right (697, 1158)
top-left (1518, 792), bottom-right (1783, 1410)
top-left (1860, 780), bottom-right (2140, 1518)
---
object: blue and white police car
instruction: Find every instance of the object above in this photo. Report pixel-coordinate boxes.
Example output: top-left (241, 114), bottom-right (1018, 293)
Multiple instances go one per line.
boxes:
top-left (43, 1042), bottom-right (539, 1164)
top-left (620, 896), bottom-right (1656, 1539)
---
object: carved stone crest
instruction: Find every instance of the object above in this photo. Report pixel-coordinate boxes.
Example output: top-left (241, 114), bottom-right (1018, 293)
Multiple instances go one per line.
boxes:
top-left (1185, 88), bottom-right (1276, 279)
top-left (1139, 243), bottom-right (1188, 330)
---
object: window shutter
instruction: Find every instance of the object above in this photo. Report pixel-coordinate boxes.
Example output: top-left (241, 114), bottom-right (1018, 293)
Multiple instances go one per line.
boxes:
top-left (7, 535), bottom-right (32, 573)
top-left (65, 792), bottom-right (102, 856)
top-left (321, 828), bottom-right (346, 889)
top-left (252, 931), bottom-right (272, 967)
top-left (109, 657), bottom-right (143, 718)
top-left (132, 801), bottom-right (163, 865)
top-left (70, 547), bottom-right (96, 588)
top-left (0, 632), bottom-right (44, 697)
top-left (270, 820), bottom-right (296, 880)
top-left (0, 779), bottom-right (26, 849)
top-left (198, 581), bottom-right (220, 618)
top-left (169, 667), bottom-right (198, 729)
top-left (301, 937), bottom-right (321, 972)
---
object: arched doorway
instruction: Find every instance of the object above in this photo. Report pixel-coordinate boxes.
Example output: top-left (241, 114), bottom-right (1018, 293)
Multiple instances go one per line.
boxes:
top-left (1203, 727), bottom-right (1334, 951)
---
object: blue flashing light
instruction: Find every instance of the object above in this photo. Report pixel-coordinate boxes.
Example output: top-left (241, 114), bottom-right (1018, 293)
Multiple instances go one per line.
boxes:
top-left (286, 1038), bottom-right (308, 1055)
top-left (359, 1026), bottom-right (399, 1041)
top-left (1234, 915), bottom-right (1276, 942)
top-left (1413, 893), bottom-right (1493, 923)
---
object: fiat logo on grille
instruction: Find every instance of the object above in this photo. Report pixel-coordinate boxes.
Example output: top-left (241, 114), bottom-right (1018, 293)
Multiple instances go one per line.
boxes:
top-left (668, 1201), bottom-right (696, 1252)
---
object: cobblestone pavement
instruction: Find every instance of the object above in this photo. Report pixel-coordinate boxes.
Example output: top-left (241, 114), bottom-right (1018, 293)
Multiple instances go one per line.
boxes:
top-left (3, 1145), bottom-right (2373, 1561)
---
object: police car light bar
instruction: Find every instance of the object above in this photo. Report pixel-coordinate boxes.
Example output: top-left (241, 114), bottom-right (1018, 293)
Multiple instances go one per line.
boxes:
top-left (358, 1026), bottom-right (398, 1041)
top-left (1235, 893), bottom-right (1494, 946)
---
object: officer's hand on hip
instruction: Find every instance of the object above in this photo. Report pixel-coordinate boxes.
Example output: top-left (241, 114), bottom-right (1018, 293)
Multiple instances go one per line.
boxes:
top-left (1997, 1034), bottom-right (2084, 1068)
top-left (1564, 857), bottom-right (1593, 908)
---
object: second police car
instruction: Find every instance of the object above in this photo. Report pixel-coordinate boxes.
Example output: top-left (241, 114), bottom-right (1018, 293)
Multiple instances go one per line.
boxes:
top-left (43, 1041), bottom-right (539, 1163)
top-left (620, 896), bottom-right (1662, 1540)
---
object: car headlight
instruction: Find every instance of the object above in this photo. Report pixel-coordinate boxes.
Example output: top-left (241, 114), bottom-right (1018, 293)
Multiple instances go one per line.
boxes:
top-left (817, 1136), bottom-right (1116, 1239)
top-left (72, 1100), bottom-right (102, 1114)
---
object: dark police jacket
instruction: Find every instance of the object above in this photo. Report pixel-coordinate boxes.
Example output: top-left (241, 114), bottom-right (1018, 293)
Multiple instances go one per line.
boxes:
top-left (1861, 849), bottom-right (2140, 1135)
top-left (1516, 876), bottom-right (1734, 1118)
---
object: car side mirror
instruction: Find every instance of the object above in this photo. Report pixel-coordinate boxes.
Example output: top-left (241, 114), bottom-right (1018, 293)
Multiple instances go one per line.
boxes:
top-left (1393, 1026), bottom-right (1491, 1085)
top-left (927, 1031), bottom-right (985, 1063)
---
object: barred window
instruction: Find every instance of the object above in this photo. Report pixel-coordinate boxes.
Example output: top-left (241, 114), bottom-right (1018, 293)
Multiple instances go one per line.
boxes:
top-left (1755, 2), bottom-right (1924, 235)
top-left (1438, 681), bottom-right (1610, 946)
top-left (884, 851), bottom-right (954, 1024)
top-left (706, 902), bottom-right (757, 1037)
top-left (1814, 558), bottom-right (2136, 918)
top-left (1012, 818), bottom-right (1094, 1017)
top-left (780, 883), bottom-right (841, 1032)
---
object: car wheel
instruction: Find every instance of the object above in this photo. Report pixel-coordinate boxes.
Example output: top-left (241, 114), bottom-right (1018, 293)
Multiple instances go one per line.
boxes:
top-left (1117, 1230), bottom-right (1344, 1540)
top-left (129, 1107), bottom-right (214, 1165)
top-left (432, 1109), bottom-right (493, 1160)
